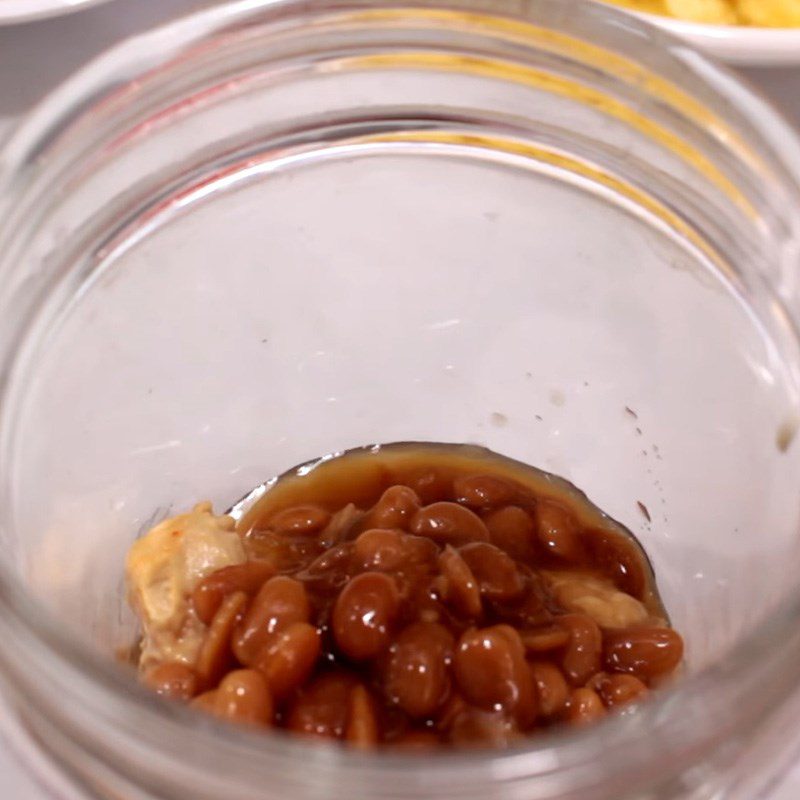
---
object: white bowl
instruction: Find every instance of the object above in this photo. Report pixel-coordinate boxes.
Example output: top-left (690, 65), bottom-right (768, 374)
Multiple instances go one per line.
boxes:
top-left (0, 0), bottom-right (113, 24)
top-left (600, 4), bottom-right (800, 66)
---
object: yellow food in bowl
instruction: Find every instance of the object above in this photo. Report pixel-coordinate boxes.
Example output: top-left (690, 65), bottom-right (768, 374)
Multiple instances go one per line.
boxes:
top-left (607, 0), bottom-right (800, 25)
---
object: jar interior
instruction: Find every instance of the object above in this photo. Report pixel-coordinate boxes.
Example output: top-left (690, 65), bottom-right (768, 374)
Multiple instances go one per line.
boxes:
top-left (1, 0), bottom-right (800, 711)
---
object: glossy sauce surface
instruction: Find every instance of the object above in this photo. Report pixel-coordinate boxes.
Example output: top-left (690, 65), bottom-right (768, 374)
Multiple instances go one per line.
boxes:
top-left (139, 443), bottom-right (682, 748)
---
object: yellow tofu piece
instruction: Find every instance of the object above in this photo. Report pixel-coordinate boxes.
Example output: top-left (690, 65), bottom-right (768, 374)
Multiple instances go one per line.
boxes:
top-left (665, 0), bottom-right (738, 23)
top-left (736, 0), bottom-right (800, 25)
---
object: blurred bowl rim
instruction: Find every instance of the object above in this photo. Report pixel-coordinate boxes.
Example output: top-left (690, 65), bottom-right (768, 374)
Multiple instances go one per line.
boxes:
top-left (0, 0), bottom-right (115, 25)
top-left (596, 1), bottom-right (800, 66)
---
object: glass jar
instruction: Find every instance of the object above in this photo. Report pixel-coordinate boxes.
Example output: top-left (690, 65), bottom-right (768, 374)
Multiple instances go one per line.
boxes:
top-left (0, 1), bottom-right (800, 798)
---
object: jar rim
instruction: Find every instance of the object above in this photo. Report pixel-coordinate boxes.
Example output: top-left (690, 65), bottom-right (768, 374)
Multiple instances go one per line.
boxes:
top-left (1, 1), bottom-right (800, 796)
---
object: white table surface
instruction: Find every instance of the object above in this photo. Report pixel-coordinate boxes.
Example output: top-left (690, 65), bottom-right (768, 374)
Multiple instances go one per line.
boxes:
top-left (0, 2), bottom-right (798, 797)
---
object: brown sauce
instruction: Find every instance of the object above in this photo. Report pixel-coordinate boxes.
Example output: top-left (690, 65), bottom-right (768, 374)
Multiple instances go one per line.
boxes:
top-left (139, 442), bottom-right (682, 748)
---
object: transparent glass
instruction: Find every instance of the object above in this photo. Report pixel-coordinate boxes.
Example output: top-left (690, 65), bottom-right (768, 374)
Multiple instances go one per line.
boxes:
top-left (0, 1), bottom-right (799, 798)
